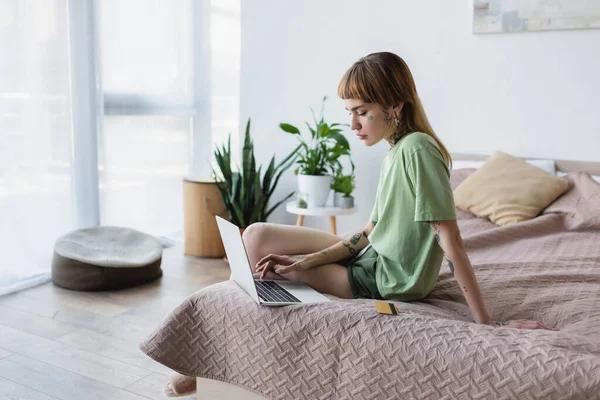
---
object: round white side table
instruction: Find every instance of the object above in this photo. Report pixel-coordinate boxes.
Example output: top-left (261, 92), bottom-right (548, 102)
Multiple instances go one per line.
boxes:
top-left (285, 201), bottom-right (356, 234)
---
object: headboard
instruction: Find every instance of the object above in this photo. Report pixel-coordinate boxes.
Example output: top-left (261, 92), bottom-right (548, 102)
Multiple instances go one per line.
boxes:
top-left (452, 153), bottom-right (600, 176)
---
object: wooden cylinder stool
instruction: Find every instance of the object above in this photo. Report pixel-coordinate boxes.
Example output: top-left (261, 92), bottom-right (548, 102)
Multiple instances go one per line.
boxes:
top-left (183, 177), bottom-right (228, 258)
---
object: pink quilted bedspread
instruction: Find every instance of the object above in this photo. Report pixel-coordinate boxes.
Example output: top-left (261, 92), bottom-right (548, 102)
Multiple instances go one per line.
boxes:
top-left (140, 171), bottom-right (600, 399)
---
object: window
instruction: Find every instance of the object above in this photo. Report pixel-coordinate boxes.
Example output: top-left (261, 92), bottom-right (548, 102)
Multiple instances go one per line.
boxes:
top-left (0, 0), bottom-right (240, 294)
top-left (97, 0), bottom-right (240, 237)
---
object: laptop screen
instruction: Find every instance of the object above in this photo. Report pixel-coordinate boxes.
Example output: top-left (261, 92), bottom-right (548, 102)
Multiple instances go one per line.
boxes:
top-left (215, 216), bottom-right (260, 303)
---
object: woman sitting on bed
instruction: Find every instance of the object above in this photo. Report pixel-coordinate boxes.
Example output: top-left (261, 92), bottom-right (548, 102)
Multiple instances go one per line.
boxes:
top-left (248, 52), bottom-right (555, 331)
top-left (164, 51), bottom-right (556, 397)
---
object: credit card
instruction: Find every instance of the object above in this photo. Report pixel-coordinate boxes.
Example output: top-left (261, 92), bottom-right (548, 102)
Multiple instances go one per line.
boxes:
top-left (375, 301), bottom-right (399, 315)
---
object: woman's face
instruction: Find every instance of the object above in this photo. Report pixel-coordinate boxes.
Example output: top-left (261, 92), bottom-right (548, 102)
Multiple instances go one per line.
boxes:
top-left (344, 99), bottom-right (396, 147)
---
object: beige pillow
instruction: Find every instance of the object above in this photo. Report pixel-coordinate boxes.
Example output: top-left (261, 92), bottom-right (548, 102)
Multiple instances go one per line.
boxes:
top-left (453, 151), bottom-right (571, 226)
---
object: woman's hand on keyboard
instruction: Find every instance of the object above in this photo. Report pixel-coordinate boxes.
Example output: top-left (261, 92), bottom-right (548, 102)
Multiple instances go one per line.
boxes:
top-left (255, 254), bottom-right (314, 279)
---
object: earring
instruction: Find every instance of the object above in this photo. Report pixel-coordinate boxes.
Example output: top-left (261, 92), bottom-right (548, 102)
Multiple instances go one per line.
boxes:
top-left (395, 118), bottom-right (400, 127)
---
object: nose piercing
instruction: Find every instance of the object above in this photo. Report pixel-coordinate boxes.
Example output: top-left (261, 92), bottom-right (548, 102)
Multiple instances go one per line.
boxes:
top-left (367, 115), bottom-right (374, 120)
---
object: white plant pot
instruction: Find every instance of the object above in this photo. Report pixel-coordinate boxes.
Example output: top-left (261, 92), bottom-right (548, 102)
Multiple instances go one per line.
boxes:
top-left (298, 174), bottom-right (332, 208)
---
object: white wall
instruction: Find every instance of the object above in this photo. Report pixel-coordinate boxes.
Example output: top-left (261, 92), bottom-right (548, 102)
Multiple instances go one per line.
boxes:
top-left (239, 0), bottom-right (600, 233)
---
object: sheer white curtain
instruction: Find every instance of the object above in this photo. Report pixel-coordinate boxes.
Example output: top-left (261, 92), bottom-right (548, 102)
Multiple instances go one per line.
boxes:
top-left (97, 0), bottom-right (240, 239)
top-left (0, 0), bottom-right (240, 296)
top-left (0, 0), bottom-right (74, 295)
top-left (211, 0), bottom-right (241, 160)
top-left (97, 0), bottom-right (194, 237)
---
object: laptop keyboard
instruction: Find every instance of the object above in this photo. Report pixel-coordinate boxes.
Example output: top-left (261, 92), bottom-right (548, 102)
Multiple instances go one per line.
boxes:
top-left (254, 280), bottom-right (301, 303)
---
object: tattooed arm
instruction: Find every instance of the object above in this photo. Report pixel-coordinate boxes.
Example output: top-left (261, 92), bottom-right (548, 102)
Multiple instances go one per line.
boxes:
top-left (310, 220), bottom-right (376, 266)
top-left (255, 221), bottom-right (377, 278)
top-left (429, 220), bottom-right (491, 324)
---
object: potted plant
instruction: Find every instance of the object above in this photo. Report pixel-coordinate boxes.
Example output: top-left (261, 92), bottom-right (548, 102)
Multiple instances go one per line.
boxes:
top-left (331, 171), bottom-right (356, 209)
top-left (212, 118), bottom-right (300, 230)
top-left (279, 96), bottom-right (353, 208)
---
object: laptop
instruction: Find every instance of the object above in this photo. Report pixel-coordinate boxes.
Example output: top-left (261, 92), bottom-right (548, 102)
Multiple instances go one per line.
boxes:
top-left (215, 216), bottom-right (331, 306)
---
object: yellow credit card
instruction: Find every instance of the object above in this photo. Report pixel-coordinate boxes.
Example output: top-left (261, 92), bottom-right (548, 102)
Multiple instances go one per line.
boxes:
top-left (375, 301), bottom-right (399, 315)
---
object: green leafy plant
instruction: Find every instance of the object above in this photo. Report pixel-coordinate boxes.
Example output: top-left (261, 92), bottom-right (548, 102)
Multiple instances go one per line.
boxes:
top-left (331, 172), bottom-right (355, 197)
top-left (279, 96), bottom-right (354, 176)
top-left (212, 118), bottom-right (300, 228)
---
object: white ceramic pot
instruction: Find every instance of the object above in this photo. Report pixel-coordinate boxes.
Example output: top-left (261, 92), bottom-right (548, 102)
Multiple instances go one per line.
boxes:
top-left (297, 174), bottom-right (332, 208)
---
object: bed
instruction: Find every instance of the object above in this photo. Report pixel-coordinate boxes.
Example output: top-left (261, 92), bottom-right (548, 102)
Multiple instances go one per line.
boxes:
top-left (139, 157), bottom-right (600, 400)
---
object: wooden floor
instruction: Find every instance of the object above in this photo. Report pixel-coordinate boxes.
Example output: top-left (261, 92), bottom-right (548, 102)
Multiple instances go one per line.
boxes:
top-left (0, 245), bottom-right (231, 400)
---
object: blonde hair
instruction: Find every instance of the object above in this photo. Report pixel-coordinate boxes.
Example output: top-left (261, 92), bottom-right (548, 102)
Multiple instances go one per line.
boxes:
top-left (338, 52), bottom-right (452, 168)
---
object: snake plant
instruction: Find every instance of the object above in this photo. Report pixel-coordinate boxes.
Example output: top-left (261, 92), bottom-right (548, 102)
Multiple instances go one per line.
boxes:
top-left (212, 118), bottom-right (300, 228)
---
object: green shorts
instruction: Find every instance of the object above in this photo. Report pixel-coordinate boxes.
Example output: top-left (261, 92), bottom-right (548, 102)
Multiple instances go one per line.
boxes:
top-left (339, 245), bottom-right (383, 300)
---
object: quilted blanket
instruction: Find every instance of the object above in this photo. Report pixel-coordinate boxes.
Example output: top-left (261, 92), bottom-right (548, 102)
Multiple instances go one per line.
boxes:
top-left (140, 171), bottom-right (600, 399)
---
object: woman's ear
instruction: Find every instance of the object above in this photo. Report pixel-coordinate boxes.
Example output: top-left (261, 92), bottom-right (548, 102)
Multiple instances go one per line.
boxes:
top-left (393, 102), bottom-right (404, 119)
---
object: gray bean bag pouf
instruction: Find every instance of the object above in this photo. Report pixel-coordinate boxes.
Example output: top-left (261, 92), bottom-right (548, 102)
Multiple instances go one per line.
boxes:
top-left (52, 226), bottom-right (163, 291)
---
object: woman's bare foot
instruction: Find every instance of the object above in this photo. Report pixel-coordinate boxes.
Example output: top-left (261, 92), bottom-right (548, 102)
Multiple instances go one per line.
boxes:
top-left (163, 372), bottom-right (196, 397)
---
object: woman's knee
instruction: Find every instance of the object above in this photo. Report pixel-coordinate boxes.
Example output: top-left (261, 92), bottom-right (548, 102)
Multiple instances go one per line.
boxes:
top-left (242, 223), bottom-right (272, 267)
top-left (242, 222), bottom-right (270, 246)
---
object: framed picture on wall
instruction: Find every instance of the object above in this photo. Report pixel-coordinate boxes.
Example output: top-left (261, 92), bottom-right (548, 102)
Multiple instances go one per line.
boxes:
top-left (473, 0), bottom-right (600, 34)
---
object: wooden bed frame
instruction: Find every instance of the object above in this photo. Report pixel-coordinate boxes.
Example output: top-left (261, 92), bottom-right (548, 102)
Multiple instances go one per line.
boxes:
top-left (452, 153), bottom-right (600, 175)
top-left (195, 153), bottom-right (600, 400)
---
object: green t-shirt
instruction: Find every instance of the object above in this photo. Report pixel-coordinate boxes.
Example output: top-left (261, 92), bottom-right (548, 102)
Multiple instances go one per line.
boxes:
top-left (368, 132), bottom-right (456, 301)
